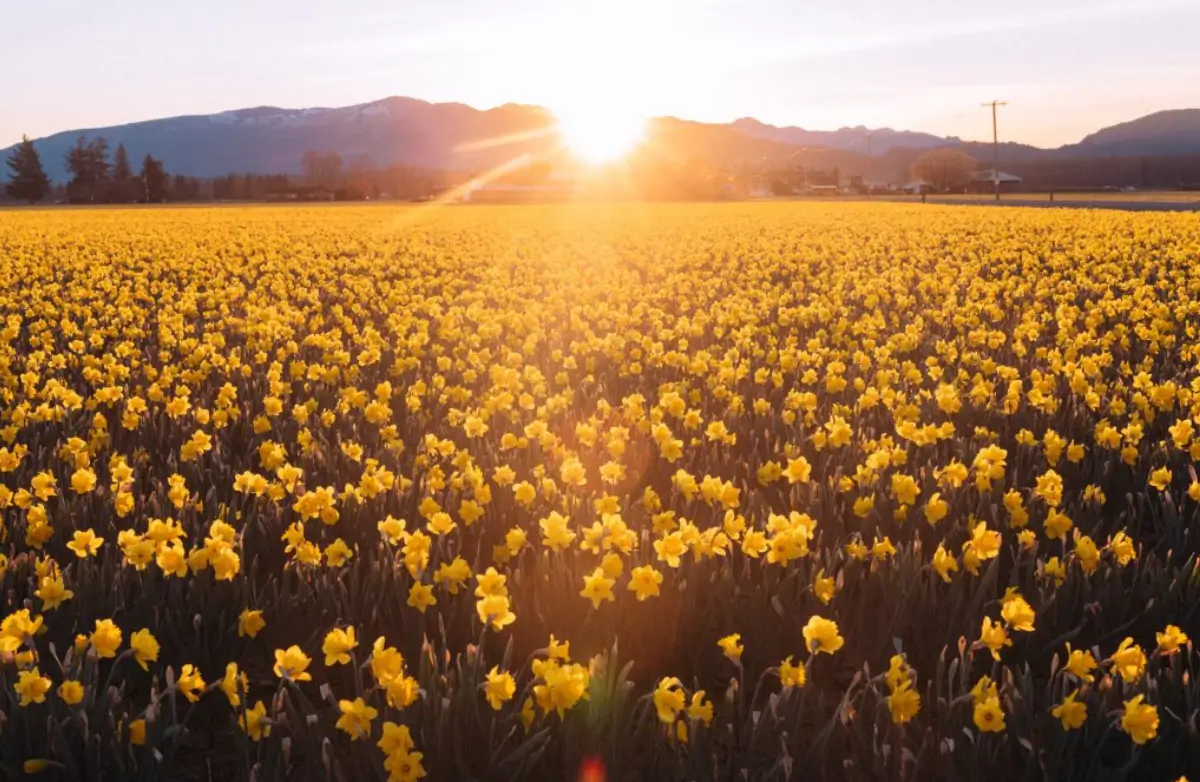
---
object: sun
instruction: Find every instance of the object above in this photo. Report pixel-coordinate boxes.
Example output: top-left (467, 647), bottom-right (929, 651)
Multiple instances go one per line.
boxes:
top-left (555, 106), bottom-right (647, 164)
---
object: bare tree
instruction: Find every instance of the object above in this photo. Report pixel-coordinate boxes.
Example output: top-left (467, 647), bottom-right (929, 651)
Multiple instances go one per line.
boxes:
top-left (301, 150), bottom-right (345, 189)
top-left (910, 148), bottom-right (978, 193)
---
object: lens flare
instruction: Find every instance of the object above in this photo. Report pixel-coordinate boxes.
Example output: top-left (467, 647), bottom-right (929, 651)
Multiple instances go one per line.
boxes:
top-left (555, 107), bottom-right (646, 164)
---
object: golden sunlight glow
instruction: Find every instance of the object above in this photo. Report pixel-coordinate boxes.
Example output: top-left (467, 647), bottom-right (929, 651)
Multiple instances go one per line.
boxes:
top-left (555, 106), bottom-right (647, 164)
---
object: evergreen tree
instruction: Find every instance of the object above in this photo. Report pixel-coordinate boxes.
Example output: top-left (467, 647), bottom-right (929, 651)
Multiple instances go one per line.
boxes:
top-left (169, 174), bottom-right (202, 201)
top-left (140, 154), bottom-right (169, 202)
top-left (113, 144), bottom-right (132, 182)
top-left (64, 135), bottom-right (112, 202)
top-left (64, 136), bottom-right (89, 185)
top-left (110, 144), bottom-right (138, 201)
top-left (4, 136), bottom-right (51, 203)
top-left (88, 137), bottom-right (111, 181)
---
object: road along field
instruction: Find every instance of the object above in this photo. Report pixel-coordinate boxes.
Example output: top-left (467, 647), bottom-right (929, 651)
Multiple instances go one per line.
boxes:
top-left (1, 202), bottom-right (1199, 781)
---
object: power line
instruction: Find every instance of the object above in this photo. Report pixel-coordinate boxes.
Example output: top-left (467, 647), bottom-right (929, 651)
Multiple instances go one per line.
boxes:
top-left (981, 100), bottom-right (1008, 200)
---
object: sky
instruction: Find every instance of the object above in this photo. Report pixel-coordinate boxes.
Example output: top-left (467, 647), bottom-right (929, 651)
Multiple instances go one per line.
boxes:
top-left (2, 0), bottom-right (1199, 149)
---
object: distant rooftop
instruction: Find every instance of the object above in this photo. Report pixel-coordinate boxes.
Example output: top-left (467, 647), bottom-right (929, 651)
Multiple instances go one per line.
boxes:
top-left (974, 169), bottom-right (1023, 183)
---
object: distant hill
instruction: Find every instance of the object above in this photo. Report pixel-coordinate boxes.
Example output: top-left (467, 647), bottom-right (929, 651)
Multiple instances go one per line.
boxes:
top-left (3, 97), bottom-right (1199, 183)
top-left (644, 117), bottom-right (839, 164)
top-left (730, 118), bottom-right (950, 155)
top-left (8, 97), bottom-right (561, 180)
top-left (4, 98), bottom-right (883, 181)
top-left (1063, 109), bottom-right (1200, 156)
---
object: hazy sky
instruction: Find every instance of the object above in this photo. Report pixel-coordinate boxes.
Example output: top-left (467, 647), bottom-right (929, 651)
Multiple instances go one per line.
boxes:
top-left (2, 0), bottom-right (1198, 149)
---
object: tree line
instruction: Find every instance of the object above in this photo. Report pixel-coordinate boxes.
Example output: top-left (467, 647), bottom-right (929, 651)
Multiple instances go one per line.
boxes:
top-left (4, 135), bottom-right (194, 204)
top-left (5, 138), bottom-right (450, 205)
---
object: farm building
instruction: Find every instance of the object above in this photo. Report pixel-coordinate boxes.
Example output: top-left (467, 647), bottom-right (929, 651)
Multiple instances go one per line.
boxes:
top-left (971, 169), bottom-right (1023, 193)
top-left (902, 179), bottom-right (936, 195)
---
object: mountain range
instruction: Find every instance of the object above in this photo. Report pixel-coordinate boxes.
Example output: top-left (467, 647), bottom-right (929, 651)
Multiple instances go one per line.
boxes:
top-left (5, 97), bottom-right (1200, 181)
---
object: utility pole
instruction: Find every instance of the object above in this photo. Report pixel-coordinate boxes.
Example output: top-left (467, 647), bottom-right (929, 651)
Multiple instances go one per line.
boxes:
top-left (865, 132), bottom-right (873, 196)
top-left (981, 100), bottom-right (1007, 201)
